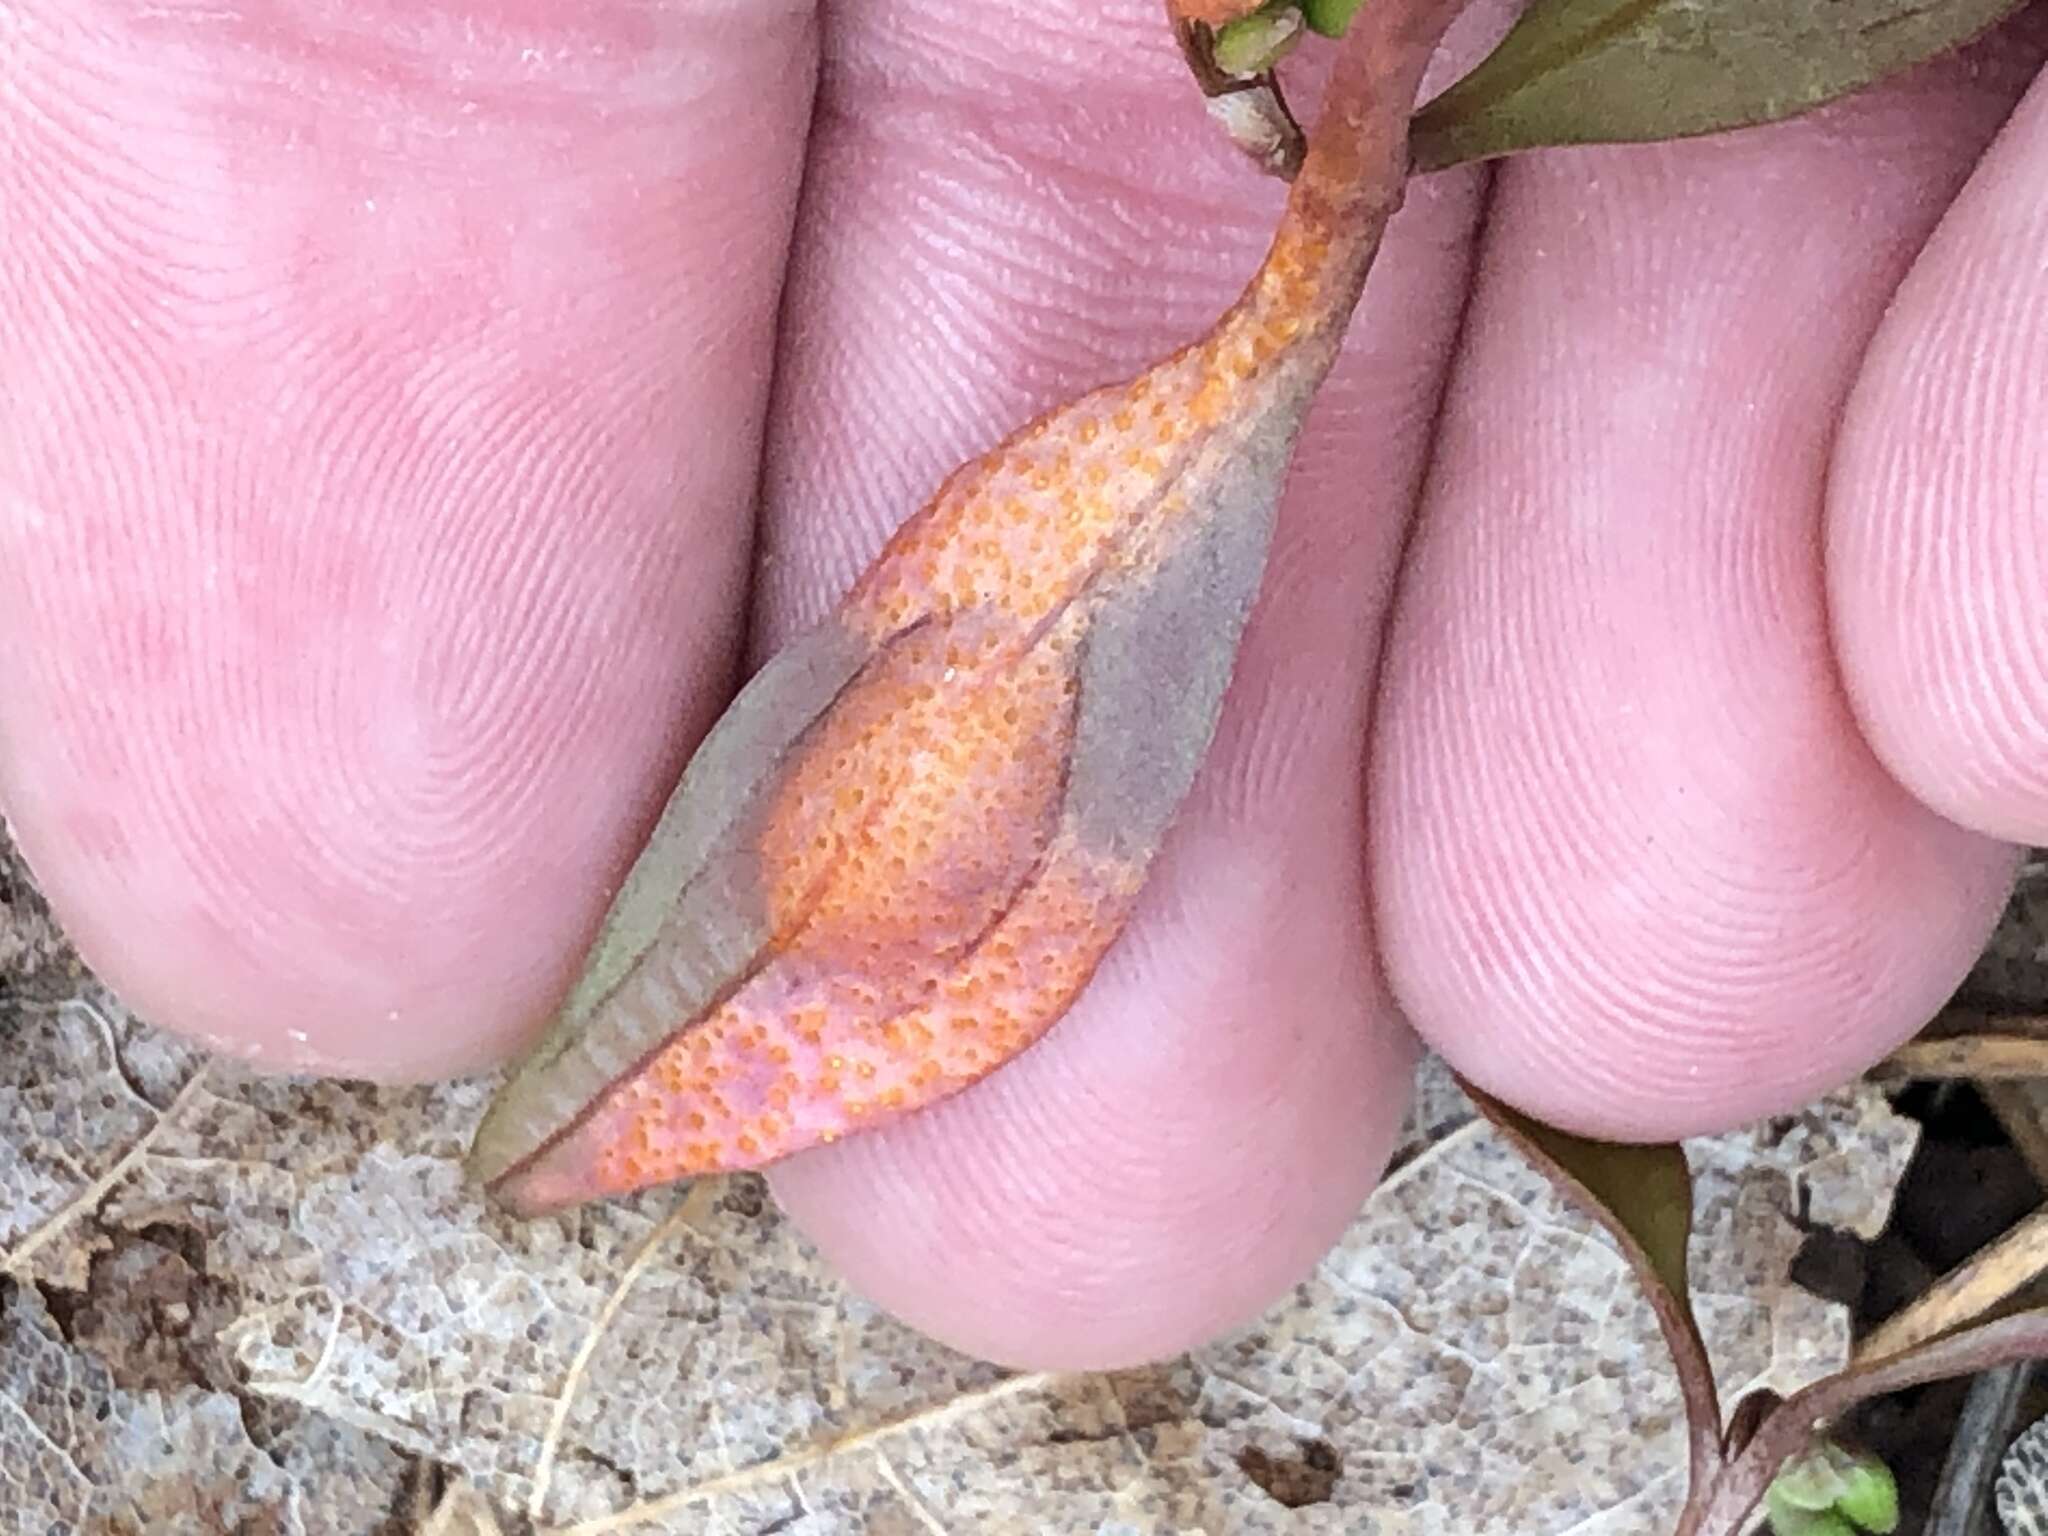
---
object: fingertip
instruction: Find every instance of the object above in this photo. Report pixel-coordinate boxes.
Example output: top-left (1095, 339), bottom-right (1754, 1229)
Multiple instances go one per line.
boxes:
top-left (1371, 64), bottom-right (2035, 1142)
top-left (769, 891), bottom-right (1419, 1368)
top-left (1830, 68), bottom-right (2048, 846)
top-left (0, 3), bottom-right (818, 1078)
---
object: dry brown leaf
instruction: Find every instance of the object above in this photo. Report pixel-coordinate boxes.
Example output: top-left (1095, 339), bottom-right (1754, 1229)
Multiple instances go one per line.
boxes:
top-left (14, 823), bottom-right (2014, 1533)
top-left (0, 968), bottom-right (1914, 1535)
top-left (0, 1266), bottom-right (415, 1534)
top-left (0, 822), bottom-right (79, 1004)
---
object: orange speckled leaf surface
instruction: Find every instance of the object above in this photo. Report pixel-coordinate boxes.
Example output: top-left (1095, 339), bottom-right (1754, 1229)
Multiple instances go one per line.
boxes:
top-left (467, 0), bottom-right (1467, 1216)
top-left (1172, 0), bottom-right (1273, 25)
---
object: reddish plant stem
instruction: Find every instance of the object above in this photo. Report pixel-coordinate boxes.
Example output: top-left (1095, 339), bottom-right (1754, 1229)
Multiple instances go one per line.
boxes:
top-left (1215, 0), bottom-right (1471, 362)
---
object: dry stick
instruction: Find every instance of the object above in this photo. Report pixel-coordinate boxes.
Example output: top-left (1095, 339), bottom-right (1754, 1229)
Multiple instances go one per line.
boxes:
top-left (1857, 1203), bottom-right (2048, 1363)
top-left (1922, 1009), bottom-right (2048, 1042)
top-left (1875, 1033), bottom-right (2048, 1081)
top-left (1984, 1081), bottom-right (2048, 1191)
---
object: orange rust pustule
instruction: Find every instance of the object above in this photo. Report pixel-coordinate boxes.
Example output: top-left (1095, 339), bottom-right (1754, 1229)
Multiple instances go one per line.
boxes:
top-left (1171, 0), bottom-right (1272, 25)
top-left (495, 839), bottom-right (1141, 1209)
top-left (756, 610), bottom-right (1081, 964)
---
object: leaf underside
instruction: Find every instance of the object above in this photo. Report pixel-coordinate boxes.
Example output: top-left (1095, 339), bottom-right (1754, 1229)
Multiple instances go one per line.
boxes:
top-left (1410, 0), bottom-right (2030, 171)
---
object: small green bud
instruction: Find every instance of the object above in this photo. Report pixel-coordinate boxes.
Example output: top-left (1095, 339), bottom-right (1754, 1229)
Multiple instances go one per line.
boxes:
top-left (1772, 1449), bottom-right (1851, 1514)
top-left (1302, 0), bottom-right (1368, 36)
top-left (1767, 1444), bottom-right (1901, 1535)
top-left (1212, 4), bottom-right (1306, 76)
top-left (1765, 1485), bottom-right (1858, 1536)
top-left (1832, 1454), bottom-right (1900, 1534)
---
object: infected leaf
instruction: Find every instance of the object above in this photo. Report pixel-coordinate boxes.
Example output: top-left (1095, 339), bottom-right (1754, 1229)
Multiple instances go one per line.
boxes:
top-left (471, 0), bottom-right (1469, 1213)
top-left (1170, 0), bottom-right (1275, 24)
top-left (1409, 0), bottom-right (2030, 172)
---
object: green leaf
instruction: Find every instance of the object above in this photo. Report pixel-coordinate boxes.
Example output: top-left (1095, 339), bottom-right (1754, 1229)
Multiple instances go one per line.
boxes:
top-left (1461, 1084), bottom-right (1724, 1507)
top-left (1834, 1454), bottom-right (1900, 1533)
top-left (1409, 0), bottom-right (2029, 172)
top-left (1771, 1450), bottom-right (1852, 1514)
top-left (1764, 1491), bottom-right (1858, 1536)
top-left (1767, 1444), bottom-right (1900, 1533)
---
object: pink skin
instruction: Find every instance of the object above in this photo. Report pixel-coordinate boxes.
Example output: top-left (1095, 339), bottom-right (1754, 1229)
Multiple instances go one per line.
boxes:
top-left (3, 0), bottom-right (2045, 1366)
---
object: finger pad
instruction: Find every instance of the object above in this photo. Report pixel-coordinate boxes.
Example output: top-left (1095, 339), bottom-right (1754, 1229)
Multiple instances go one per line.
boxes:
top-left (771, 827), bottom-right (1417, 1369)
top-left (1832, 69), bottom-right (2048, 844)
top-left (1375, 82), bottom-right (2029, 1139)
top-left (0, 2), bottom-right (815, 1075)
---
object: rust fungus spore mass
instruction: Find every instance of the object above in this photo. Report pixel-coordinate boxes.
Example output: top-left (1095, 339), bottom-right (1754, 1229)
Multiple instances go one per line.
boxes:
top-left (470, 0), bottom-right (1465, 1214)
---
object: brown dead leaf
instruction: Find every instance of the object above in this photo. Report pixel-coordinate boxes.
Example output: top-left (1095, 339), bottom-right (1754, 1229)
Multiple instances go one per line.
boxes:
top-left (0, 822), bottom-right (79, 1003)
top-left (0, 1268), bottom-right (415, 1535)
top-left (0, 995), bottom-right (1913, 1531)
top-left (0, 822), bottom-right (1987, 1534)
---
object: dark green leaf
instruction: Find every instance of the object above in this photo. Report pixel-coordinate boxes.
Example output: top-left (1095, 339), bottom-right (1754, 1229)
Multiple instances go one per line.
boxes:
top-left (1409, 0), bottom-right (2028, 172)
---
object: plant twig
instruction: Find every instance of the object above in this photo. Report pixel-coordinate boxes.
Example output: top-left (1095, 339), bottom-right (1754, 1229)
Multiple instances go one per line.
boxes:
top-left (1876, 1034), bottom-right (2048, 1082)
top-left (1858, 1205), bottom-right (2048, 1364)
top-left (1922, 1010), bottom-right (2048, 1042)
top-left (1695, 1312), bottom-right (2048, 1536)
top-left (1984, 1081), bottom-right (2048, 1191)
